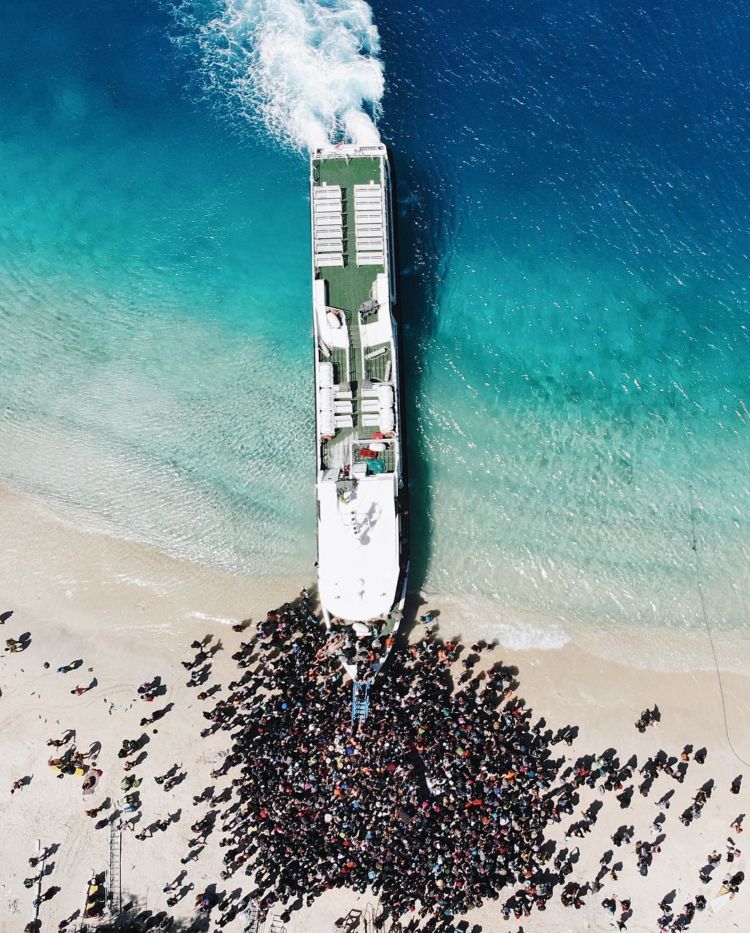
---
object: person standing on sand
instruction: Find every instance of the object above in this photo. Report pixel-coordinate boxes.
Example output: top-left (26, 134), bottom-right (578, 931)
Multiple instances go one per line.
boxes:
top-left (71, 680), bottom-right (96, 695)
top-left (57, 910), bottom-right (80, 931)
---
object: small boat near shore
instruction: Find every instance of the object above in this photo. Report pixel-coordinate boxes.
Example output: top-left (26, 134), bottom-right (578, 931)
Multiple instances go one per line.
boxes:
top-left (310, 143), bottom-right (408, 692)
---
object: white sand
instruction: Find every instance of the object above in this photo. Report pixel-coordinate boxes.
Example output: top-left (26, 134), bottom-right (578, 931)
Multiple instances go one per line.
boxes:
top-left (0, 484), bottom-right (748, 932)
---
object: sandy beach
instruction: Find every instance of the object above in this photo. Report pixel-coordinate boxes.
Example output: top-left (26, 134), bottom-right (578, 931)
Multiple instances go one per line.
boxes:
top-left (1, 483), bottom-right (748, 933)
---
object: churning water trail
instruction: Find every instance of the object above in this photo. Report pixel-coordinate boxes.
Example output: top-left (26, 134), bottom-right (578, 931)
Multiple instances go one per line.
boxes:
top-left (172, 0), bottom-right (384, 149)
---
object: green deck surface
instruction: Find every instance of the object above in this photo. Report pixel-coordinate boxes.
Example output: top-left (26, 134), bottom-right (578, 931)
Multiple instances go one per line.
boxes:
top-left (364, 341), bottom-right (392, 382)
top-left (313, 156), bottom-right (380, 189)
top-left (328, 346), bottom-right (349, 386)
top-left (324, 263), bottom-right (377, 315)
top-left (313, 155), bottom-right (384, 312)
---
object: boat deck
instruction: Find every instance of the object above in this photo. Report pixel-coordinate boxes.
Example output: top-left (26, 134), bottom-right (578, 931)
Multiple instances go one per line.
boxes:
top-left (312, 144), bottom-right (408, 633)
top-left (312, 155), bottom-right (383, 309)
top-left (312, 151), bottom-right (396, 476)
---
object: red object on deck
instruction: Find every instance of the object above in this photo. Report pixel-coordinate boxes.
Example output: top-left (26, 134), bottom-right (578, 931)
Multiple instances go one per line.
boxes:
top-left (359, 448), bottom-right (377, 459)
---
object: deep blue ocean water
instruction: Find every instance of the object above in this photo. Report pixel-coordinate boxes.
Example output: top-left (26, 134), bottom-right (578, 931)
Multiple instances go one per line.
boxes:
top-left (1, 0), bottom-right (748, 653)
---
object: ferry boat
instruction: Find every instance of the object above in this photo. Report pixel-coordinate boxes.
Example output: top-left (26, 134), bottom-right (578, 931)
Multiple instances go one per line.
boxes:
top-left (310, 143), bottom-right (408, 691)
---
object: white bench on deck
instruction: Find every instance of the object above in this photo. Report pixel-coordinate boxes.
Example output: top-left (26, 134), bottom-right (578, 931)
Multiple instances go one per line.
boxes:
top-left (317, 361), bottom-right (333, 388)
top-left (314, 280), bottom-right (350, 352)
top-left (316, 256), bottom-right (344, 267)
top-left (318, 408), bottom-right (335, 436)
top-left (357, 383), bottom-right (396, 433)
top-left (313, 184), bottom-right (344, 267)
top-left (354, 183), bottom-right (385, 267)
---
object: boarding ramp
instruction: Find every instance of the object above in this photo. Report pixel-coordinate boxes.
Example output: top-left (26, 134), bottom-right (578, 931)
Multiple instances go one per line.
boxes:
top-left (243, 899), bottom-right (261, 933)
top-left (108, 818), bottom-right (122, 916)
top-left (351, 681), bottom-right (371, 728)
top-left (267, 917), bottom-right (287, 933)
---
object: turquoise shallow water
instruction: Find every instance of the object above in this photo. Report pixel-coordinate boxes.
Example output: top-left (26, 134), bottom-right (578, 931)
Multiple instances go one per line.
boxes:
top-left (1, 1), bottom-right (748, 651)
top-left (0, 1), bottom-right (315, 575)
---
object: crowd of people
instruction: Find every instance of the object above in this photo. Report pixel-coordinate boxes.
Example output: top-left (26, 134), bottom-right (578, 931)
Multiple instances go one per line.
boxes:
top-left (4, 594), bottom-right (747, 932)
top-left (182, 595), bottom-right (744, 930)
top-left (200, 595), bottom-right (577, 924)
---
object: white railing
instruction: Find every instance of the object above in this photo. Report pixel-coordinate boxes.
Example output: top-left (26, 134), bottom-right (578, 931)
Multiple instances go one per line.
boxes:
top-left (314, 143), bottom-right (386, 160)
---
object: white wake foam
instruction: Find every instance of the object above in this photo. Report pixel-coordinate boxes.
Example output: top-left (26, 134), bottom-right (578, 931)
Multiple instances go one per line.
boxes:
top-left (174, 0), bottom-right (384, 150)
